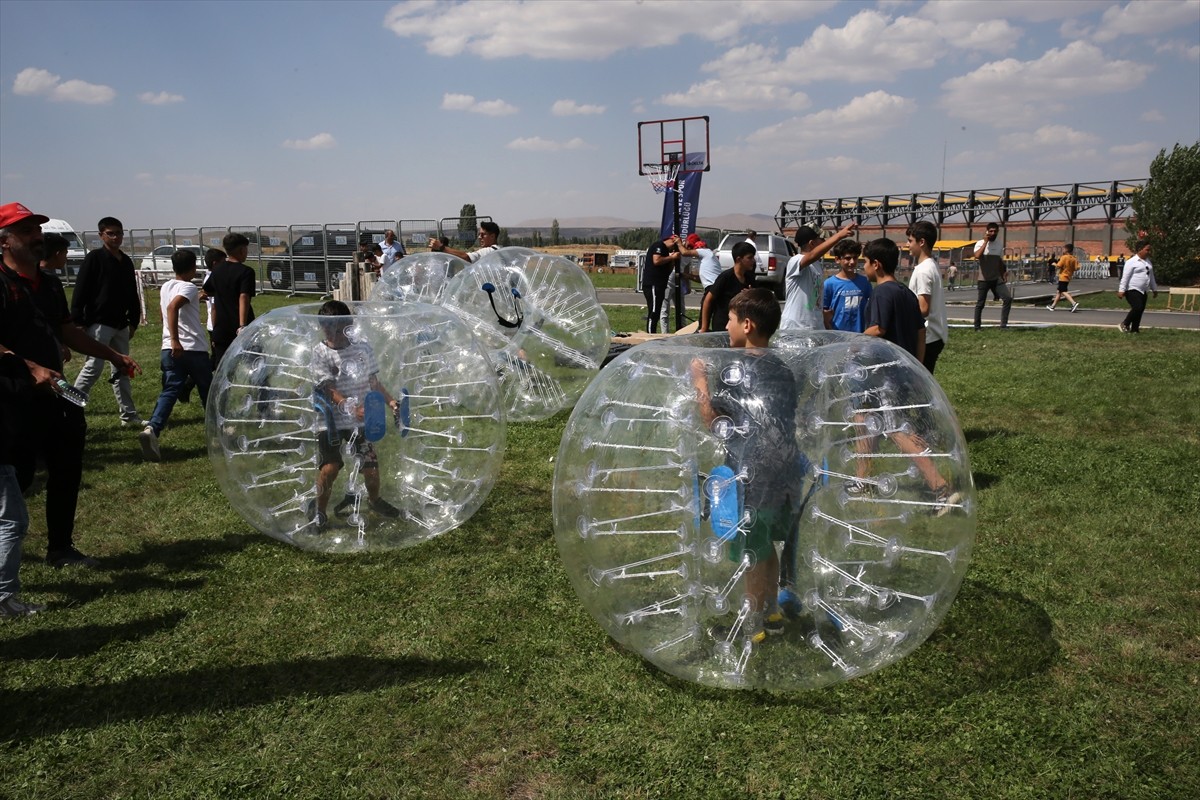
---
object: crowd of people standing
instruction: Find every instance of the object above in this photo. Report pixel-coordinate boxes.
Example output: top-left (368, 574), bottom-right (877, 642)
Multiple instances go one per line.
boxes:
top-left (1, 201), bottom-right (258, 617)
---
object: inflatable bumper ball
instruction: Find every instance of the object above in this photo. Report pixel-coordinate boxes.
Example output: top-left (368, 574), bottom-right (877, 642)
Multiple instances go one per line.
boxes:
top-left (552, 332), bottom-right (975, 690)
top-left (440, 247), bottom-right (610, 422)
top-left (207, 301), bottom-right (505, 552)
top-left (370, 251), bottom-right (466, 305)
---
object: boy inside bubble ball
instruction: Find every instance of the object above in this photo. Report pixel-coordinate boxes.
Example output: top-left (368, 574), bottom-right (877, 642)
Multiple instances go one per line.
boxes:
top-left (306, 300), bottom-right (402, 530)
top-left (690, 288), bottom-right (817, 645)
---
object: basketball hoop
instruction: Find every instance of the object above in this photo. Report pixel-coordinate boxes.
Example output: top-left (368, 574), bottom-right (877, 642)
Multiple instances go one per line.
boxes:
top-left (645, 161), bottom-right (680, 194)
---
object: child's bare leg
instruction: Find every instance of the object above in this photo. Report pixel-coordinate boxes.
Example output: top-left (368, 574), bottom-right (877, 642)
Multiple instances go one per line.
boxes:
top-left (888, 431), bottom-right (946, 492)
top-left (363, 465), bottom-right (381, 503)
top-left (316, 462), bottom-right (340, 513)
top-left (746, 550), bottom-right (780, 614)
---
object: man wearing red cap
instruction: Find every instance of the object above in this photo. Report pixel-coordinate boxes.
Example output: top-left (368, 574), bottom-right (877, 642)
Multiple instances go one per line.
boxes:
top-left (0, 202), bottom-right (141, 570)
top-left (685, 233), bottom-right (722, 291)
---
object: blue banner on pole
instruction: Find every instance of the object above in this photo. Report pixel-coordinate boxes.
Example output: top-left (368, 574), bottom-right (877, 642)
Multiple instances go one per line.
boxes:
top-left (660, 153), bottom-right (704, 239)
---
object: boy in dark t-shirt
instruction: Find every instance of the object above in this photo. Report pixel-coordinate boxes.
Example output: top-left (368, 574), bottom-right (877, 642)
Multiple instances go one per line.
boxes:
top-left (699, 241), bottom-right (757, 333)
top-left (203, 232), bottom-right (257, 366)
top-left (862, 238), bottom-right (924, 361)
top-left (692, 288), bottom-right (812, 645)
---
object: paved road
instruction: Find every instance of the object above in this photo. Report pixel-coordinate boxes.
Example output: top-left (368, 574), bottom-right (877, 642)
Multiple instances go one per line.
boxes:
top-left (596, 277), bottom-right (1198, 332)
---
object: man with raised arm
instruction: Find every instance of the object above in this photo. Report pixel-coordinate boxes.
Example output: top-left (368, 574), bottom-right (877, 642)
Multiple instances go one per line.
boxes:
top-left (429, 220), bottom-right (500, 263)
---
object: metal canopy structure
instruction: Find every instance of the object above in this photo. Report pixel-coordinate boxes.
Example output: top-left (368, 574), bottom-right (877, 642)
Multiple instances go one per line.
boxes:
top-left (776, 179), bottom-right (1146, 232)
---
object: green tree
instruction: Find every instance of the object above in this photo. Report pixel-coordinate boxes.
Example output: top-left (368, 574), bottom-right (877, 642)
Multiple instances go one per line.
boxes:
top-left (1125, 142), bottom-right (1200, 285)
top-left (617, 227), bottom-right (659, 251)
top-left (499, 228), bottom-right (511, 247)
top-left (550, 219), bottom-right (561, 246)
top-left (457, 203), bottom-right (477, 243)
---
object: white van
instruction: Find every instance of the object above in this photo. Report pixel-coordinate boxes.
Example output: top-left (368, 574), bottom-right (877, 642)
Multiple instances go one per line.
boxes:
top-left (40, 218), bottom-right (87, 280)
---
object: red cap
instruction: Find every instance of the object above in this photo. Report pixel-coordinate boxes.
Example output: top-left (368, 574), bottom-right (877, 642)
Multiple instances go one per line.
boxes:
top-left (686, 233), bottom-right (703, 247)
top-left (0, 202), bottom-right (50, 228)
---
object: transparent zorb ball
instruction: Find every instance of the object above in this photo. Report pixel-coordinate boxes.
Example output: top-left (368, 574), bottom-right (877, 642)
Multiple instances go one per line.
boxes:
top-left (440, 247), bottom-right (610, 422)
top-left (206, 301), bottom-right (505, 553)
top-left (552, 332), bottom-right (975, 690)
top-left (370, 252), bottom-right (466, 305)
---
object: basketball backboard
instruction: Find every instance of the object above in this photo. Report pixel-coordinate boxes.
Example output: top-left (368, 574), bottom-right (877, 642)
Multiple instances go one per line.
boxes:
top-left (637, 116), bottom-right (710, 175)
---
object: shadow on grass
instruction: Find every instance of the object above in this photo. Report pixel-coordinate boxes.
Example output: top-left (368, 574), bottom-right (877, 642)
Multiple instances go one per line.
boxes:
top-left (664, 579), bottom-right (1059, 712)
top-left (1, 654), bottom-right (481, 741)
top-left (1, 610), bottom-right (188, 661)
top-left (100, 532), bottom-right (258, 572)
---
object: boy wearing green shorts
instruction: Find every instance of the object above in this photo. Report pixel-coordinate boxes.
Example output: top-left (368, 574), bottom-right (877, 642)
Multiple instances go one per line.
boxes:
top-left (691, 288), bottom-right (811, 644)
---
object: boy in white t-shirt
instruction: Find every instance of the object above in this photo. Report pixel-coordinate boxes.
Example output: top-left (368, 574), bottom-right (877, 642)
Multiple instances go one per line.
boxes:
top-left (780, 222), bottom-right (857, 330)
top-left (139, 249), bottom-right (214, 461)
top-left (906, 221), bottom-right (948, 374)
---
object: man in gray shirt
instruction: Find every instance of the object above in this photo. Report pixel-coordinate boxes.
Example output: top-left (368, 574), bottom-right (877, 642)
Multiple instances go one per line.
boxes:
top-left (973, 222), bottom-right (1012, 330)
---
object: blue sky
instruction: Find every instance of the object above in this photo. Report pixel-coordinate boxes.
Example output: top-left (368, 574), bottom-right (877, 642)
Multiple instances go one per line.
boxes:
top-left (1, 0), bottom-right (1197, 231)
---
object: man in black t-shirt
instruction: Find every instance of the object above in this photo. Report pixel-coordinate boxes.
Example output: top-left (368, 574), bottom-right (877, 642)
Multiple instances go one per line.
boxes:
top-left (699, 241), bottom-right (757, 333)
top-left (862, 238), bottom-right (925, 361)
top-left (203, 232), bottom-right (257, 366)
top-left (643, 234), bottom-right (680, 333)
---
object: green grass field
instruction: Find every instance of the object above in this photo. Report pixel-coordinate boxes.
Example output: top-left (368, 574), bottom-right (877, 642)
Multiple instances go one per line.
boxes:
top-left (3, 291), bottom-right (1198, 799)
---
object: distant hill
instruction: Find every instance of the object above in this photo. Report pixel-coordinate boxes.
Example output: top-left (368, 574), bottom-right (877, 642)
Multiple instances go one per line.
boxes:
top-left (513, 212), bottom-right (779, 234)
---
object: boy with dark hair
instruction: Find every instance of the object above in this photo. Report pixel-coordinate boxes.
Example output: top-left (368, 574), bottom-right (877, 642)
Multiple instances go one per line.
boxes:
top-left (972, 221), bottom-right (1011, 329)
top-left (71, 215), bottom-right (143, 425)
top-left (699, 241), bottom-right (757, 333)
top-left (139, 249), bottom-right (213, 461)
top-left (821, 238), bottom-right (871, 332)
top-left (1117, 239), bottom-right (1157, 333)
top-left (307, 300), bottom-right (402, 530)
top-left (430, 220), bottom-right (501, 263)
top-left (862, 238), bottom-right (925, 361)
top-left (854, 238), bottom-right (959, 512)
top-left (203, 233), bottom-right (256, 366)
top-left (906, 221), bottom-right (947, 373)
top-left (1048, 243), bottom-right (1080, 312)
top-left (692, 287), bottom-right (811, 644)
top-left (782, 222), bottom-right (857, 330)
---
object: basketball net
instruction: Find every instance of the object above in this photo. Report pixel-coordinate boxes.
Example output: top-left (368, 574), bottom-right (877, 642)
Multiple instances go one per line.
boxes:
top-left (645, 162), bottom-right (680, 195)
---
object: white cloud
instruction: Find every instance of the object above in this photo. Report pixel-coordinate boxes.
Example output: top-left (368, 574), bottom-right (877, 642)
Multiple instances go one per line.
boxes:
top-left (139, 91), bottom-right (184, 105)
top-left (1140, 109), bottom-right (1165, 122)
top-left (383, 0), bottom-right (834, 60)
top-left (660, 80), bottom-right (810, 112)
top-left (282, 133), bottom-right (337, 150)
top-left (13, 67), bottom-right (59, 96)
top-left (746, 91), bottom-right (917, 150)
top-left (12, 67), bottom-right (115, 104)
top-left (998, 125), bottom-right (1101, 155)
top-left (941, 41), bottom-right (1153, 125)
top-left (1091, 0), bottom-right (1200, 43)
top-left (551, 99), bottom-right (605, 116)
top-left (658, 7), bottom-right (1025, 112)
top-left (506, 136), bottom-right (589, 152)
top-left (1156, 40), bottom-right (1200, 61)
top-left (441, 93), bottom-right (517, 115)
top-left (917, 0), bottom-right (1111, 24)
top-left (656, 43), bottom-right (809, 111)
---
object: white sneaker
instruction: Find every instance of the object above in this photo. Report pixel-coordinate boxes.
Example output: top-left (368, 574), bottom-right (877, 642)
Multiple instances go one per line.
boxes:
top-left (122, 417), bottom-right (147, 428)
top-left (0, 595), bottom-right (46, 618)
top-left (139, 425), bottom-right (161, 461)
top-left (1070, 302), bottom-right (1079, 312)
top-left (1046, 304), bottom-right (1056, 310)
